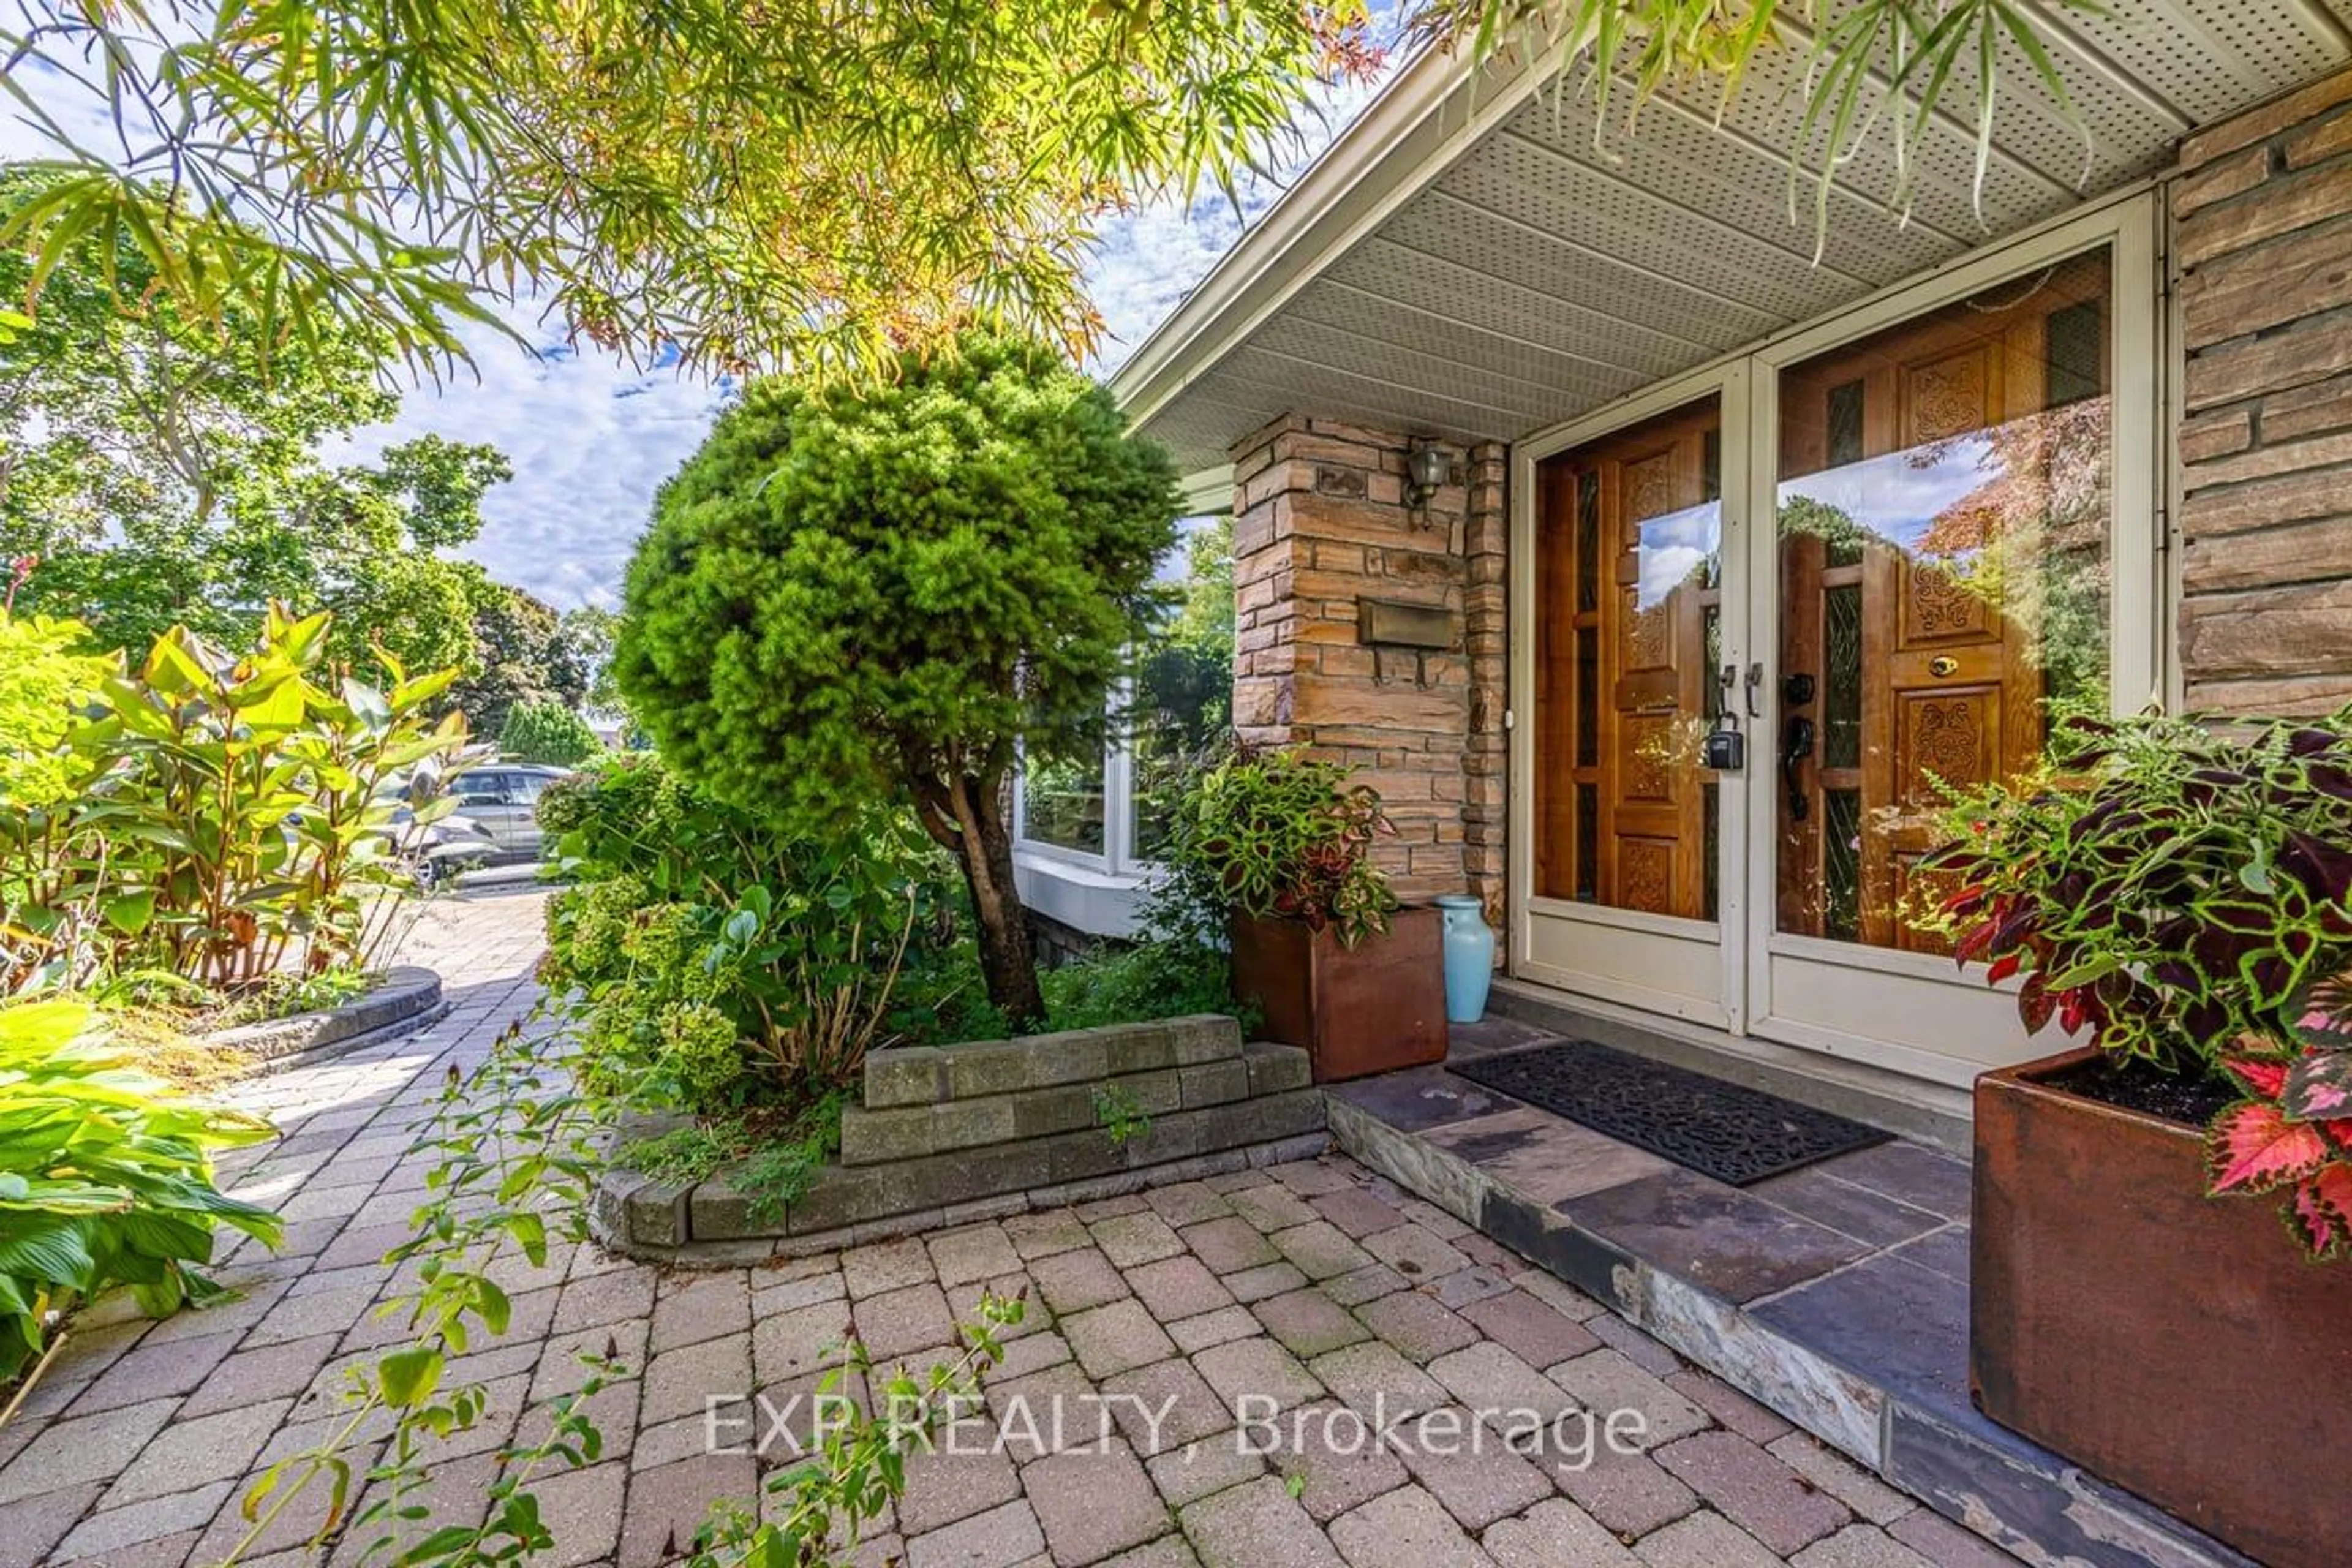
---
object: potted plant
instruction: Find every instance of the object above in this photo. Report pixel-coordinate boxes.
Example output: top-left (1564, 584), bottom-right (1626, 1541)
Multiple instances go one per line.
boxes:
top-left (1163, 742), bottom-right (1445, 1082)
top-left (1929, 709), bottom-right (2352, 1568)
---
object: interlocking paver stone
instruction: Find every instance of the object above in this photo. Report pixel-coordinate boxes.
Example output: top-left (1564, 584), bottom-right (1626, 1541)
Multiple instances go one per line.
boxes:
top-left (1254, 1287), bottom-right (1372, 1358)
top-left (1193, 1335), bottom-right (1323, 1413)
top-left (908, 1497), bottom-right (1047, 1568)
top-left (1654, 1431), bottom-right (1851, 1555)
top-left (1354, 1291), bottom-right (1480, 1365)
top-left (1178, 1476), bottom-right (1346, 1568)
top-left (105, 1398), bottom-right (289, 1502)
top-left (1031, 1248), bottom-right (1131, 1314)
top-left (1089, 1211), bottom-right (1186, 1269)
top-left (1265, 1402), bottom-right (1409, 1522)
top-left (1460, 1289), bottom-right (1602, 1370)
top-left (1062, 1298), bottom-right (1178, 1379)
top-left (1634, 1510), bottom-right (1785, 1568)
top-left (1022, 1442), bottom-right (1169, 1566)
top-left (1271, 1221), bottom-right (1376, 1281)
top-left (1178, 1216), bottom-right (1278, 1273)
top-left (0, 891), bottom-right (2021, 1568)
top-left (932, 1224), bottom-right (1025, 1287)
top-left (1329, 1483), bottom-right (1493, 1568)
top-left (1482, 1497), bottom-right (1640, 1568)
top-left (1128, 1256), bottom-right (1234, 1321)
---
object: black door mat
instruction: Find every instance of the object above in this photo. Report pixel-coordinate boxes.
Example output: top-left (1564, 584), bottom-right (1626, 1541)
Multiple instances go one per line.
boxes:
top-left (1450, 1040), bottom-right (1891, 1186)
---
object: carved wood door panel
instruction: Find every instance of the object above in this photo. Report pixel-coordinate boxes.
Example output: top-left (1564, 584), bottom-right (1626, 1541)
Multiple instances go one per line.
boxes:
top-left (1533, 399), bottom-right (1723, 922)
top-left (1776, 253), bottom-right (2108, 951)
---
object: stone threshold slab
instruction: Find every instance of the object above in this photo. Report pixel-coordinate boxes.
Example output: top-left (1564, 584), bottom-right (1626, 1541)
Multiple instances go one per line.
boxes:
top-left (1325, 1064), bottom-right (2260, 1568)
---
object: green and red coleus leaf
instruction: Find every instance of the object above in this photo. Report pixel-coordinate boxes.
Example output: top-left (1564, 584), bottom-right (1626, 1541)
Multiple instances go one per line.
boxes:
top-left (2285, 1164), bottom-right (2352, 1261)
top-left (2207, 1101), bottom-right (2332, 1194)
top-left (2286, 973), bottom-right (2352, 1052)
top-left (2281, 1049), bottom-right (2352, 1122)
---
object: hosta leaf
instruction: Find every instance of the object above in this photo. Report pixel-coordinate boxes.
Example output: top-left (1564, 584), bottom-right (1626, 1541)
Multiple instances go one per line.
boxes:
top-left (2282, 1050), bottom-right (2352, 1122)
top-left (2285, 1164), bottom-right (2352, 1259)
top-left (2207, 1101), bottom-right (2331, 1194)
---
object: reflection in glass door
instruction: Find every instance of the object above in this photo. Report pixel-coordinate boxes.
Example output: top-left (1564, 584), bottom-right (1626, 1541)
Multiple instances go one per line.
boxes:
top-left (1774, 248), bottom-right (2113, 953)
top-left (1534, 396), bottom-right (1725, 921)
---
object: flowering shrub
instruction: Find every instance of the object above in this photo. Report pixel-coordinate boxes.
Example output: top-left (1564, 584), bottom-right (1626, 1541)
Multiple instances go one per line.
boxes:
top-left (1159, 741), bottom-right (1398, 947)
top-left (537, 755), bottom-right (935, 1111)
top-left (1929, 708), bottom-right (2352, 1259)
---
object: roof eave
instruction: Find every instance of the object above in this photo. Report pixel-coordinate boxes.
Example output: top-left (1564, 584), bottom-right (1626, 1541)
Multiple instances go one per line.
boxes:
top-left (1109, 39), bottom-right (1562, 442)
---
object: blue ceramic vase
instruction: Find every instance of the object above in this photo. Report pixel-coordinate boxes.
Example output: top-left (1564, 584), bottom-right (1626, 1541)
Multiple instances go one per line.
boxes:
top-left (1434, 895), bottom-right (1495, 1024)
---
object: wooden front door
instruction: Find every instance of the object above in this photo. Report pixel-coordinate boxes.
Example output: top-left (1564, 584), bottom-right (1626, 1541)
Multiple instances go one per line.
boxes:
top-left (1534, 398), bottom-right (1722, 922)
top-left (1776, 253), bottom-right (2108, 950)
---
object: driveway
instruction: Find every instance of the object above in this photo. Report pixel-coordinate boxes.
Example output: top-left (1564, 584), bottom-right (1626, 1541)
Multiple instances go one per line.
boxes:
top-left (0, 887), bottom-right (2016, 1568)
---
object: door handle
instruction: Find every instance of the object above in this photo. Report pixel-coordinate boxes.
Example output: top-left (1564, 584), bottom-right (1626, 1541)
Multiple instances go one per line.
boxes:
top-left (1745, 662), bottom-right (1766, 719)
top-left (1781, 716), bottom-right (1815, 823)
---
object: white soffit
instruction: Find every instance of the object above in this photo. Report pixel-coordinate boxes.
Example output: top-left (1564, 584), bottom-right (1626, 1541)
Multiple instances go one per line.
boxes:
top-left (1117, 0), bottom-right (2351, 473)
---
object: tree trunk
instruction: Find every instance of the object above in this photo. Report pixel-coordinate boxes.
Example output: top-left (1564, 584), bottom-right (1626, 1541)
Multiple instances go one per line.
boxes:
top-left (944, 774), bottom-right (1046, 1030)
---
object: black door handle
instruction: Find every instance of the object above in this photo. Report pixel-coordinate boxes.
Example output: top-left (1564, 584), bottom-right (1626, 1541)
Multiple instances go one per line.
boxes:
top-left (1782, 717), bottom-right (1815, 823)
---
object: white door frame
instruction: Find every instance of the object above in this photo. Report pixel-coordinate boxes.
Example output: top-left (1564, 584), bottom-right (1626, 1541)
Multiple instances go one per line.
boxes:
top-left (1508, 360), bottom-right (1754, 1033)
top-left (1507, 189), bottom-right (2165, 1087)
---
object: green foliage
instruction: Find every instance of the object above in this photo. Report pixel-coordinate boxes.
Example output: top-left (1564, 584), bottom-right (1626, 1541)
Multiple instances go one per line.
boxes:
top-left (612, 1091), bottom-right (848, 1223)
top-left (0, 6), bottom-right (1378, 377)
top-left (1091, 1082), bottom-right (1153, 1147)
top-left (499, 699), bottom-right (602, 767)
top-left (1928, 707), bottom-right (2352, 1260)
top-left (1159, 741), bottom-right (1399, 948)
top-left (1039, 939), bottom-right (1238, 1032)
top-left (537, 756), bottom-right (934, 1111)
top-left (0, 612), bottom-right (112, 812)
top-left (0, 998), bottom-right (281, 1381)
top-left (448, 583), bottom-right (594, 737)
top-left (235, 997), bottom-right (1024, 1568)
top-left (1, 606), bottom-right (472, 995)
top-left (616, 332), bottom-right (1184, 1025)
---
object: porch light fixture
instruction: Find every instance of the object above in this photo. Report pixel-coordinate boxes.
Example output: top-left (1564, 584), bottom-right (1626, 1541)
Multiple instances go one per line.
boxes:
top-left (1406, 437), bottom-right (1457, 515)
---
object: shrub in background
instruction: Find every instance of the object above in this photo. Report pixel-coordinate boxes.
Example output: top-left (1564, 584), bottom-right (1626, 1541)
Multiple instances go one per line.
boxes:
top-left (537, 755), bottom-right (936, 1112)
top-left (614, 332), bottom-right (1182, 1028)
top-left (0, 998), bottom-right (281, 1379)
top-left (498, 698), bottom-right (601, 767)
top-left (2, 607), bottom-right (470, 996)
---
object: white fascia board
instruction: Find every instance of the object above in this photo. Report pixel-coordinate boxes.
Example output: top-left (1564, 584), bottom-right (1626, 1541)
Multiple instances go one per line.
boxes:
top-left (1109, 39), bottom-right (1565, 437)
top-left (1178, 465), bottom-right (1236, 516)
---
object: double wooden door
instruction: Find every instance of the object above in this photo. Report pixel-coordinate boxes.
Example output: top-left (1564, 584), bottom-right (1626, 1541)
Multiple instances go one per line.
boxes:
top-left (1775, 252), bottom-right (2107, 952)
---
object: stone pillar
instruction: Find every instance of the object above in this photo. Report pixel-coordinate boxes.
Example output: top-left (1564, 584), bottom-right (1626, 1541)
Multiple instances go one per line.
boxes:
top-left (2176, 68), bottom-right (2352, 714)
top-left (1228, 415), bottom-right (1507, 918)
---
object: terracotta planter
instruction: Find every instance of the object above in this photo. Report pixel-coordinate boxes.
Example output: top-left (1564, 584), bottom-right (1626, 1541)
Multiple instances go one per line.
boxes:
top-left (1229, 906), bottom-right (1447, 1083)
top-left (1972, 1048), bottom-right (2352, 1568)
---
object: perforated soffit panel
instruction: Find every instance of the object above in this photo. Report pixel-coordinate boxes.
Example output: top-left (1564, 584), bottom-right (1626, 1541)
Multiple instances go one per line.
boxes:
top-left (1137, 0), bottom-right (2351, 475)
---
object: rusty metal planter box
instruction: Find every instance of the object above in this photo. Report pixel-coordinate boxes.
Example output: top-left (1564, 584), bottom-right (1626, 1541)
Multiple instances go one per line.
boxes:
top-left (1972, 1047), bottom-right (2352, 1568)
top-left (1230, 906), bottom-right (1447, 1084)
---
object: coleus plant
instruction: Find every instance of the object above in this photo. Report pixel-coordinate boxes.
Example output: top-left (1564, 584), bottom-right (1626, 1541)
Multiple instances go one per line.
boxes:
top-left (1928, 708), bottom-right (2352, 1261)
top-left (1163, 741), bottom-right (1399, 946)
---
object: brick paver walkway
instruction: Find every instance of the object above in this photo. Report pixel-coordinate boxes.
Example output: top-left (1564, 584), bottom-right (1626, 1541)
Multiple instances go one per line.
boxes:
top-left (0, 888), bottom-right (2016, 1568)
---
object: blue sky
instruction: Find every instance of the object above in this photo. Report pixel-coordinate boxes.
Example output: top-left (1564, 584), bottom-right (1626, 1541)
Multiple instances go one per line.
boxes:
top-left (6, 30), bottom-right (1398, 610)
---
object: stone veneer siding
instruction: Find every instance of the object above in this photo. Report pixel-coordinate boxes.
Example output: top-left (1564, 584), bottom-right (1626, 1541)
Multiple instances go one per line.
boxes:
top-left (2175, 67), bottom-right (2352, 715)
top-left (1228, 416), bottom-right (1509, 918)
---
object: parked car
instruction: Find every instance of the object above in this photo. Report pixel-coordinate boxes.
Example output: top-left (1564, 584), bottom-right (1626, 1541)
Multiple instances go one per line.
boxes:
top-left (449, 764), bottom-right (570, 860)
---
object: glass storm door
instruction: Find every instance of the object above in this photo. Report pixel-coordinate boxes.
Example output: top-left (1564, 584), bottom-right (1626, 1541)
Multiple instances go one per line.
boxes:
top-left (1522, 390), bottom-right (1743, 1030)
top-left (1749, 235), bottom-right (2150, 1084)
top-left (1514, 206), bottom-right (2154, 1079)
